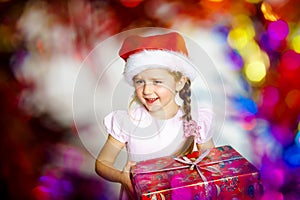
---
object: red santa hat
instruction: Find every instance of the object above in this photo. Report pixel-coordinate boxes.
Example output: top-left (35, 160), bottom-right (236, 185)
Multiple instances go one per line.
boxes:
top-left (119, 32), bottom-right (198, 85)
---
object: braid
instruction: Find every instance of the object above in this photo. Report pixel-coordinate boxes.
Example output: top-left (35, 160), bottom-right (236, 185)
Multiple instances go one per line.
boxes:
top-left (178, 78), bottom-right (195, 156)
top-left (179, 79), bottom-right (192, 121)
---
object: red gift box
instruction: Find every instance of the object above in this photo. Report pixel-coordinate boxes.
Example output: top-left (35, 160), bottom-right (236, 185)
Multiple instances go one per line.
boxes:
top-left (131, 145), bottom-right (263, 200)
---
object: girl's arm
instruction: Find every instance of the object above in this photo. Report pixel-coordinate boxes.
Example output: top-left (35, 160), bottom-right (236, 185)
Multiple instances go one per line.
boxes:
top-left (196, 138), bottom-right (215, 153)
top-left (95, 135), bottom-right (135, 194)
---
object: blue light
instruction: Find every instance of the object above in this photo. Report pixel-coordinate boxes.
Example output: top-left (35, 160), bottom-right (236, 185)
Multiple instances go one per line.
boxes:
top-left (283, 144), bottom-right (300, 167)
top-left (232, 95), bottom-right (258, 114)
top-left (295, 131), bottom-right (300, 147)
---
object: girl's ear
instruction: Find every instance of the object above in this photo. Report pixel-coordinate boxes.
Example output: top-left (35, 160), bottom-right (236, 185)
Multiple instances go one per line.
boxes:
top-left (175, 76), bottom-right (187, 92)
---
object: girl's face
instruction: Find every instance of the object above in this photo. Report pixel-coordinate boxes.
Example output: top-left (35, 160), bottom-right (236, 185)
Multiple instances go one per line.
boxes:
top-left (133, 68), bottom-right (186, 119)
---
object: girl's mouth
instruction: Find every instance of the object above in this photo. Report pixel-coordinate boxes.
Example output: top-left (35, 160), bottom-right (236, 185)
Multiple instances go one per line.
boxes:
top-left (145, 98), bottom-right (158, 104)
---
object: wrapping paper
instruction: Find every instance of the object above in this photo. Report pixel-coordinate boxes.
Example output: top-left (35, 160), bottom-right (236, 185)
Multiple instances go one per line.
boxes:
top-left (131, 145), bottom-right (263, 200)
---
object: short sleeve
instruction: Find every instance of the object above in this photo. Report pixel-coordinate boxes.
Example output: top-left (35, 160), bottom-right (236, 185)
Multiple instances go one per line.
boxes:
top-left (194, 108), bottom-right (214, 144)
top-left (103, 111), bottom-right (129, 143)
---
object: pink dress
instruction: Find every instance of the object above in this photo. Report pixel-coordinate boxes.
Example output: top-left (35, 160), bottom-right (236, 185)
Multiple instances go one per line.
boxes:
top-left (103, 106), bottom-right (213, 199)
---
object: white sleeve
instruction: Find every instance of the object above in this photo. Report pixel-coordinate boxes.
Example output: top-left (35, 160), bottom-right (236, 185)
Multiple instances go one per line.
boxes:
top-left (103, 111), bottom-right (129, 143)
top-left (194, 108), bottom-right (214, 144)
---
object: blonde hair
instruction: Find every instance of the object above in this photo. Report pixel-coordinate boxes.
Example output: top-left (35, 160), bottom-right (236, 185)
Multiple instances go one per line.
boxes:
top-left (168, 71), bottom-right (192, 122)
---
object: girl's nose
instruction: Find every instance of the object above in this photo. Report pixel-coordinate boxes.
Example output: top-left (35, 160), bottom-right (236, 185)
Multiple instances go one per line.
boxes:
top-left (143, 83), bottom-right (153, 95)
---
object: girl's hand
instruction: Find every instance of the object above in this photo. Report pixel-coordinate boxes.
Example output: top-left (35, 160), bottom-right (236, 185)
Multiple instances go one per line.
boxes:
top-left (121, 161), bottom-right (136, 198)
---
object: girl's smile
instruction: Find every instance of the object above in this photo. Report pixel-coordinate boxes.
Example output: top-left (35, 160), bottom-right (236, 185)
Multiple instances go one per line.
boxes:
top-left (133, 68), bottom-right (186, 119)
top-left (145, 97), bottom-right (159, 104)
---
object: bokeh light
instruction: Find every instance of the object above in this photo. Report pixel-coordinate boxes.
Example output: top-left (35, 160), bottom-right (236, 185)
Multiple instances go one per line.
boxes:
top-left (283, 145), bottom-right (300, 167)
top-left (259, 85), bottom-right (280, 107)
top-left (291, 34), bottom-right (300, 53)
top-left (280, 49), bottom-right (300, 71)
top-left (244, 61), bottom-right (267, 84)
top-left (228, 28), bottom-right (250, 50)
top-left (261, 2), bottom-right (279, 21)
top-left (227, 49), bottom-right (244, 70)
top-left (1, 0), bottom-right (300, 199)
top-left (120, 0), bottom-right (144, 8)
top-left (285, 89), bottom-right (300, 109)
top-left (246, 0), bottom-right (262, 3)
top-left (267, 19), bottom-right (289, 41)
top-left (295, 130), bottom-right (300, 147)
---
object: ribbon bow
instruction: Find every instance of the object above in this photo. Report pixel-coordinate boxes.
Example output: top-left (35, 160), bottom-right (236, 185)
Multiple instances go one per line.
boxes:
top-left (174, 149), bottom-right (221, 182)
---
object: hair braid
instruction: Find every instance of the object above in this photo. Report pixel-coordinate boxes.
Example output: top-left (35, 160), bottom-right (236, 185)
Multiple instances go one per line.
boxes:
top-left (179, 79), bottom-right (192, 121)
top-left (176, 78), bottom-right (195, 156)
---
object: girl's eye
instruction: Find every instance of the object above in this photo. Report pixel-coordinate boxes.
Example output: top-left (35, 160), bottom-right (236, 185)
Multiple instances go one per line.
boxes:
top-left (135, 80), bottom-right (144, 85)
top-left (153, 80), bottom-right (162, 84)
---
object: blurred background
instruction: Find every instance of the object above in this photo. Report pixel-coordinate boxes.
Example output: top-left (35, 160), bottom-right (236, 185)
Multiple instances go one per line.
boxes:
top-left (1, 0), bottom-right (300, 199)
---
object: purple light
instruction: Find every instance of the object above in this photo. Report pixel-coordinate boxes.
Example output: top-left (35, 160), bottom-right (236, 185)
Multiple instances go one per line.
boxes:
top-left (268, 19), bottom-right (289, 41)
top-left (271, 124), bottom-right (294, 146)
top-left (261, 191), bottom-right (284, 200)
top-left (227, 49), bottom-right (244, 70)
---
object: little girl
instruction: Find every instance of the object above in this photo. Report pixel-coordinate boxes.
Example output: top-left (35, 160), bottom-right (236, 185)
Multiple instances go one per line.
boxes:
top-left (95, 32), bottom-right (214, 199)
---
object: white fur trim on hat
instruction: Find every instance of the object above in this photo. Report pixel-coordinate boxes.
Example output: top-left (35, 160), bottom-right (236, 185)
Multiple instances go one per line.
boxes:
top-left (123, 50), bottom-right (198, 85)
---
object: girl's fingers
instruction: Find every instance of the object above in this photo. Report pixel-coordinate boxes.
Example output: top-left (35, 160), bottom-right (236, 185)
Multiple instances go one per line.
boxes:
top-left (127, 160), bottom-right (137, 168)
top-left (124, 161), bottom-right (136, 172)
top-left (121, 160), bottom-right (137, 197)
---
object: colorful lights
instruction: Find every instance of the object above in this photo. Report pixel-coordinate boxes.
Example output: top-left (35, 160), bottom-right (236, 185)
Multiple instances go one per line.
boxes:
top-left (266, 19), bottom-right (290, 51)
top-left (222, 5), bottom-right (300, 198)
top-left (291, 35), bottom-right (300, 53)
top-left (244, 61), bottom-right (267, 84)
top-left (280, 50), bottom-right (300, 71)
top-left (295, 129), bottom-right (300, 147)
top-left (285, 89), bottom-right (300, 109)
top-left (227, 14), bottom-right (271, 85)
top-left (231, 95), bottom-right (258, 130)
top-left (233, 95), bottom-right (258, 115)
top-left (245, 0), bottom-right (262, 4)
top-left (227, 15), bottom-right (255, 51)
top-left (227, 49), bottom-right (244, 70)
top-left (268, 19), bottom-right (289, 41)
top-left (260, 86), bottom-right (279, 107)
top-left (283, 145), bottom-right (300, 167)
top-left (228, 28), bottom-right (252, 50)
top-left (120, 0), bottom-right (143, 8)
top-left (3, 0), bottom-right (300, 199)
top-left (261, 2), bottom-right (279, 21)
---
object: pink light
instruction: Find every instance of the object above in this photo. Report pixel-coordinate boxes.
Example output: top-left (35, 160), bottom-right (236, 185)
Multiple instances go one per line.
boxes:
top-left (268, 19), bottom-right (289, 41)
top-left (260, 86), bottom-right (279, 107)
top-left (280, 50), bottom-right (300, 71)
top-left (261, 190), bottom-right (284, 200)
